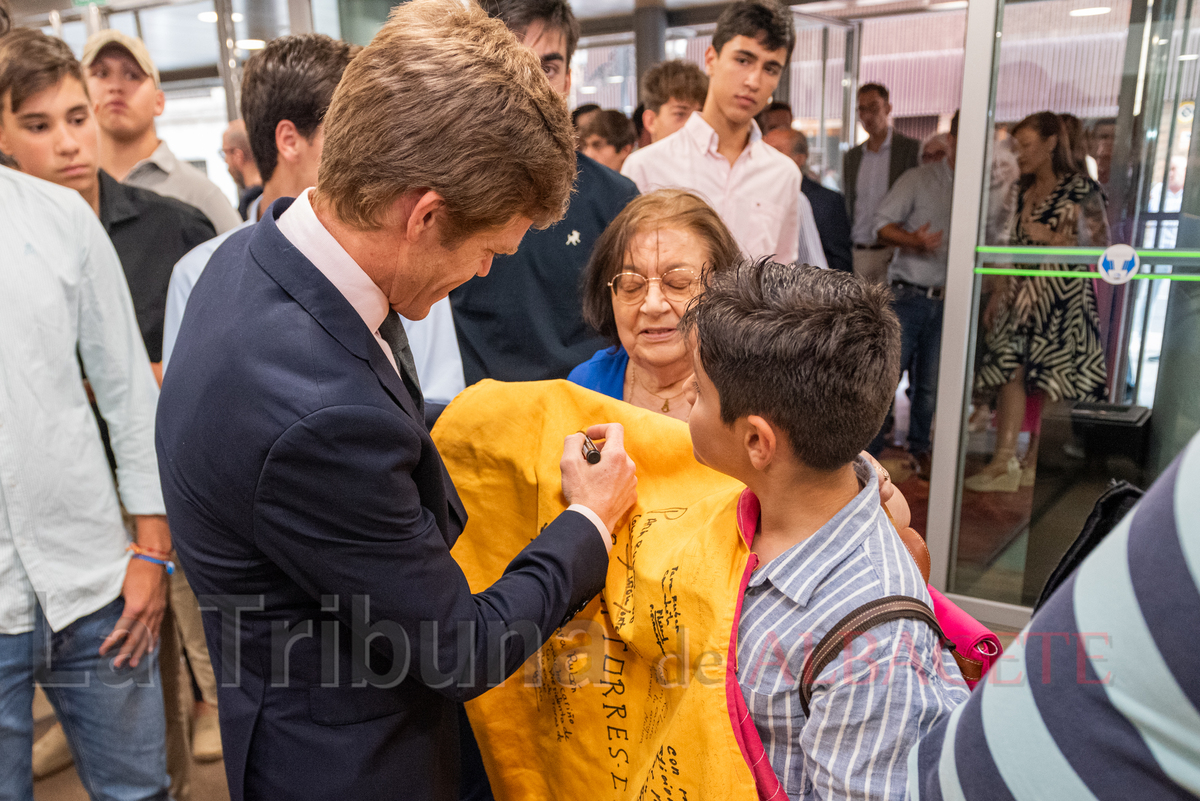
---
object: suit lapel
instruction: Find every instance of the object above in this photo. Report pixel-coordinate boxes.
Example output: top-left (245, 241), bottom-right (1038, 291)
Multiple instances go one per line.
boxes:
top-left (249, 200), bottom-right (465, 531)
top-left (249, 200), bottom-right (422, 424)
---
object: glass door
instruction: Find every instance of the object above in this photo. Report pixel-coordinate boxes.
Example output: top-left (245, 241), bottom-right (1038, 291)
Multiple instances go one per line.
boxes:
top-left (933, 0), bottom-right (1200, 619)
top-left (789, 12), bottom-right (859, 191)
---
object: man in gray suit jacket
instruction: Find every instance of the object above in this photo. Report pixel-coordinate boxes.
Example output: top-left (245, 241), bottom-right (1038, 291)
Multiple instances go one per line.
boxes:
top-left (844, 82), bottom-right (920, 284)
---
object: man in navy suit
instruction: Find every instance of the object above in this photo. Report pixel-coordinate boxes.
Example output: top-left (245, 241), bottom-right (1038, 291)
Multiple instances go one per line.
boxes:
top-left (155, 2), bottom-right (637, 799)
top-left (764, 126), bottom-right (853, 273)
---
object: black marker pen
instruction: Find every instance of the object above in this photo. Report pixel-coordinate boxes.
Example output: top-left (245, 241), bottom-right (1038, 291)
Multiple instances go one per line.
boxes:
top-left (580, 433), bottom-right (601, 465)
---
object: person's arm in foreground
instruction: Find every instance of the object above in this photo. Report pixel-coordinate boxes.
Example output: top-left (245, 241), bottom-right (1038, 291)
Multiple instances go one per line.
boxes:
top-left (75, 208), bottom-right (169, 669)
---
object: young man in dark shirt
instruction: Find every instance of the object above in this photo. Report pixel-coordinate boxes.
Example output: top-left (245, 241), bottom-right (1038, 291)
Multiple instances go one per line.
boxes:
top-left (0, 29), bottom-right (214, 378)
top-left (449, 0), bottom-right (639, 383)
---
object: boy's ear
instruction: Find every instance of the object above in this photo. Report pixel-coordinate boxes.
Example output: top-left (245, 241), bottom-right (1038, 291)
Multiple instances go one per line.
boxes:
top-left (744, 414), bottom-right (777, 471)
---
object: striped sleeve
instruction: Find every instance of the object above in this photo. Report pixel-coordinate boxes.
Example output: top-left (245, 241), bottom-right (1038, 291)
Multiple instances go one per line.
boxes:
top-left (804, 617), bottom-right (967, 800)
top-left (907, 432), bottom-right (1200, 800)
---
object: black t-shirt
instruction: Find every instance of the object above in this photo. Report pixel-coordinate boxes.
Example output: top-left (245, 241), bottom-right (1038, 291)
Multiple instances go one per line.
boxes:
top-left (98, 170), bottom-right (216, 362)
top-left (450, 153), bottom-right (638, 384)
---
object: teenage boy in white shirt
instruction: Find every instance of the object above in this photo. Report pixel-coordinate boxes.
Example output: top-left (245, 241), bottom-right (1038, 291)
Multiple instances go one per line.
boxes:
top-left (621, 0), bottom-right (825, 268)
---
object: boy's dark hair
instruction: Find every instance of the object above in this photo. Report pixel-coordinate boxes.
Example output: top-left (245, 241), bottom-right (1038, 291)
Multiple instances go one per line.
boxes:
top-left (681, 259), bottom-right (901, 471)
top-left (571, 102), bottom-right (600, 127)
top-left (0, 27), bottom-right (85, 116)
top-left (632, 102), bottom-right (646, 137)
top-left (858, 82), bottom-right (889, 103)
top-left (240, 34), bottom-right (358, 183)
top-left (712, 0), bottom-right (795, 63)
top-left (640, 59), bottom-right (708, 114)
top-left (580, 109), bottom-right (635, 151)
top-left (479, 0), bottom-right (581, 62)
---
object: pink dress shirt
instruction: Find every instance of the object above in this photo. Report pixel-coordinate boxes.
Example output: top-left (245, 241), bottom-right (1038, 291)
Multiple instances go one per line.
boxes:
top-left (621, 112), bottom-right (826, 268)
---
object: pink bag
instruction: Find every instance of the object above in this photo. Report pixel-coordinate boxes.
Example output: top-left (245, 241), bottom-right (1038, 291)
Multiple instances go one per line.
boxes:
top-left (927, 585), bottom-right (1002, 688)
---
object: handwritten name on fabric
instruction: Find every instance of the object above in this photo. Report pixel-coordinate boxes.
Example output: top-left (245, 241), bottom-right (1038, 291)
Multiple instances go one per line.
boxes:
top-left (435, 380), bottom-right (759, 801)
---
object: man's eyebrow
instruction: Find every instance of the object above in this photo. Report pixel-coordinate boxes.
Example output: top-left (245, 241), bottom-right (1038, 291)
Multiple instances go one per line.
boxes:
top-left (733, 48), bottom-right (759, 61)
top-left (15, 111), bottom-right (47, 123)
top-left (541, 53), bottom-right (565, 64)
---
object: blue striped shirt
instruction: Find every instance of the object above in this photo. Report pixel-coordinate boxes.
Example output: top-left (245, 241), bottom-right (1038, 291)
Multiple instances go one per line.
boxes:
top-left (907, 431), bottom-right (1200, 801)
top-left (739, 457), bottom-right (969, 800)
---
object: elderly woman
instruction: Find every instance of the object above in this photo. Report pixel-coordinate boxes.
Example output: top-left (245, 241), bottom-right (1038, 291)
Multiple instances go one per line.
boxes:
top-left (570, 189), bottom-right (740, 420)
top-left (571, 188), bottom-right (909, 523)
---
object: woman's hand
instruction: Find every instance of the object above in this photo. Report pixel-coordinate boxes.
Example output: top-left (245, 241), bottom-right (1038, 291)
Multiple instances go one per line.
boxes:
top-left (861, 452), bottom-right (911, 530)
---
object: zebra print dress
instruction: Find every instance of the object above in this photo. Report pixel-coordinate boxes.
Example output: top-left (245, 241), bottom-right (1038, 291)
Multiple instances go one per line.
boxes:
top-left (976, 173), bottom-right (1110, 402)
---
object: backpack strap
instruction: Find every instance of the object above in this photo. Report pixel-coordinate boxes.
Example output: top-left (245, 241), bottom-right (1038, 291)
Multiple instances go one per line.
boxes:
top-left (799, 596), bottom-right (954, 718)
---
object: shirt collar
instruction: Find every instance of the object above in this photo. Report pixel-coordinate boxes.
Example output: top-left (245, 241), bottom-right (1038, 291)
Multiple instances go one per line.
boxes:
top-left (867, 128), bottom-right (894, 155)
top-left (748, 456), bottom-right (886, 607)
top-left (681, 111), bottom-right (763, 159)
top-left (275, 188), bottom-right (391, 335)
top-left (97, 169), bottom-right (138, 229)
top-left (137, 140), bottom-right (177, 176)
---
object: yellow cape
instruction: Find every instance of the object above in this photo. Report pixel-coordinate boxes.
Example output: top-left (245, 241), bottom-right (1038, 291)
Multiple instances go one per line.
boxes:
top-left (435, 379), bottom-right (768, 801)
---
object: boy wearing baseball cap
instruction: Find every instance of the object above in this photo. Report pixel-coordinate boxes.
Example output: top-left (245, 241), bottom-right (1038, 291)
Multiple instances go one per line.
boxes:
top-left (83, 30), bottom-right (241, 233)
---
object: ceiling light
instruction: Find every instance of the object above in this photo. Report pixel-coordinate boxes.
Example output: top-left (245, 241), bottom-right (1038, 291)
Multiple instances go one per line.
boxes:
top-left (1069, 6), bottom-right (1111, 15)
top-left (236, 39), bottom-right (266, 50)
top-left (931, 1), bottom-right (968, 9)
top-left (579, 86), bottom-right (598, 94)
top-left (607, 75), bottom-right (625, 83)
top-left (198, 11), bottom-right (243, 22)
top-left (1180, 53), bottom-right (1199, 60)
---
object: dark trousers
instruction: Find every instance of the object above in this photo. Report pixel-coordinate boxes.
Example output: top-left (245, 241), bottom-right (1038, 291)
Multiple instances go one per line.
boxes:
top-left (869, 284), bottom-right (944, 456)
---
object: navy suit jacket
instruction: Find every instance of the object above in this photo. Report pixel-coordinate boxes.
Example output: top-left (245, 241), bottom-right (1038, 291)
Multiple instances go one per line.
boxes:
top-left (156, 199), bottom-right (607, 801)
top-left (801, 175), bottom-right (853, 273)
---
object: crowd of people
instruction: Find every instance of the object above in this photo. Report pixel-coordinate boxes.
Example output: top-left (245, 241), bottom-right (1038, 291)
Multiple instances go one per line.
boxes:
top-left (1, 0), bottom-right (1197, 799)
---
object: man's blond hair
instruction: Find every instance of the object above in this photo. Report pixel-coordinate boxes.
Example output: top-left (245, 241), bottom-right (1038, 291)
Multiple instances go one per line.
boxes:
top-left (314, 0), bottom-right (576, 242)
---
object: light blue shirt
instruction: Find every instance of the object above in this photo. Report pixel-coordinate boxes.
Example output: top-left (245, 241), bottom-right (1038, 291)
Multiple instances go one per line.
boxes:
top-left (162, 195), bottom-right (466, 405)
top-left (874, 160), bottom-right (953, 288)
top-left (0, 167), bottom-right (164, 634)
top-left (739, 457), bottom-right (968, 800)
top-left (161, 197), bottom-right (258, 373)
top-left (852, 128), bottom-right (894, 245)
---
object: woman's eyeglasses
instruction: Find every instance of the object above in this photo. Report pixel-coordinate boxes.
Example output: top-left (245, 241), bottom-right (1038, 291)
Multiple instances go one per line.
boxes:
top-left (608, 268), bottom-right (698, 304)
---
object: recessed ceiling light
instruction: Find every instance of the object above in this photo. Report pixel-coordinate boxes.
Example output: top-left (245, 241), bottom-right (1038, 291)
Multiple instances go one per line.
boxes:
top-left (607, 75), bottom-right (625, 83)
top-left (236, 39), bottom-right (266, 49)
top-left (1180, 53), bottom-right (1199, 60)
top-left (1069, 6), bottom-right (1111, 15)
top-left (931, 1), bottom-right (968, 9)
top-left (579, 86), bottom-right (598, 94)
top-left (198, 11), bottom-right (243, 22)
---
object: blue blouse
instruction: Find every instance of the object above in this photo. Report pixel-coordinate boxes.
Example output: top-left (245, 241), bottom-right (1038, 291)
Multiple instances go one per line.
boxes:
top-left (567, 346), bottom-right (628, 400)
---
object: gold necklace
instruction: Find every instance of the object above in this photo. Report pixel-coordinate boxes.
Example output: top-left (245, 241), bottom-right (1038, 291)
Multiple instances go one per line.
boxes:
top-left (630, 363), bottom-right (689, 413)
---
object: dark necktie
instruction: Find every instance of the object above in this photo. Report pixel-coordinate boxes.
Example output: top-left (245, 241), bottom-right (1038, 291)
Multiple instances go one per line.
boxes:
top-left (377, 311), bottom-right (424, 417)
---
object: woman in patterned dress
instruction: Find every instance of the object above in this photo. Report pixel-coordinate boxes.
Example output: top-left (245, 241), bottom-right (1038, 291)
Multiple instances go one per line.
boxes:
top-left (967, 111), bottom-right (1109, 492)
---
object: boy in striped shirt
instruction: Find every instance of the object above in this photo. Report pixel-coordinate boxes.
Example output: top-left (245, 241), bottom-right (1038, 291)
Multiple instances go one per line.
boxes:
top-left (682, 259), bottom-right (969, 800)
